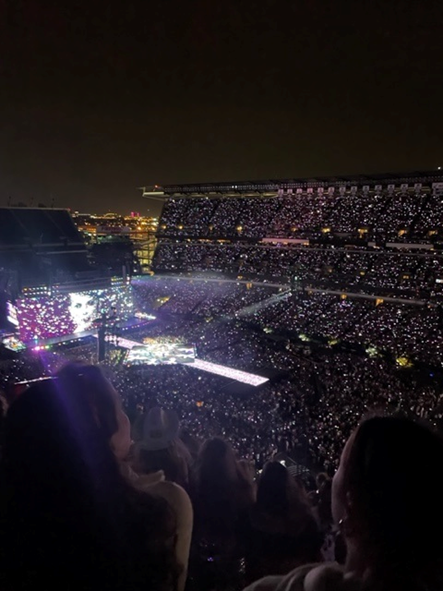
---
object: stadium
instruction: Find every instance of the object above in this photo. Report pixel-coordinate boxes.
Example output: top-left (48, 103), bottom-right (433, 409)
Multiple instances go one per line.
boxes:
top-left (2, 171), bottom-right (443, 589)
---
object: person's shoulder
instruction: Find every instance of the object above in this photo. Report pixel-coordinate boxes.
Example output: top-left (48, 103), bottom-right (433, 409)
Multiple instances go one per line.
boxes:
top-left (148, 480), bottom-right (193, 522)
top-left (243, 575), bottom-right (287, 591)
top-left (150, 480), bottom-right (191, 505)
top-left (243, 562), bottom-right (351, 591)
top-left (136, 470), bottom-right (165, 487)
top-left (243, 564), bottom-right (316, 591)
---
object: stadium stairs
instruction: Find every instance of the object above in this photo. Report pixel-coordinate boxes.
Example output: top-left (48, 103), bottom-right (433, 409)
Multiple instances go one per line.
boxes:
top-left (233, 289), bottom-right (292, 319)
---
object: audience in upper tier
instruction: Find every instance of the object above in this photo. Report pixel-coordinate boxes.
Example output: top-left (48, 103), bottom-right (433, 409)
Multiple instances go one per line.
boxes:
top-left (157, 187), bottom-right (443, 240)
top-left (152, 241), bottom-right (443, 299)
top-left (152, 189), bottom-right (443, 308)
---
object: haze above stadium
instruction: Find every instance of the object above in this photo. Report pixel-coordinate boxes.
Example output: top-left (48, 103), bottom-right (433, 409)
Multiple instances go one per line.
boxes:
top-left (1, 1), bottom-right (442, 215)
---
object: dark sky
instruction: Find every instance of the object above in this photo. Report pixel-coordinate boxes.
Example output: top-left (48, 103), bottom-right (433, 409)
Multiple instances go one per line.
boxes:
top-left (1, 0), bottom-right (442, 216)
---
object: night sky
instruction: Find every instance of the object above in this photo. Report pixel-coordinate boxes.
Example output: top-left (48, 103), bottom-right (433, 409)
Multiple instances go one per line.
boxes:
top-left (1, 1), bottom-right (442, 216)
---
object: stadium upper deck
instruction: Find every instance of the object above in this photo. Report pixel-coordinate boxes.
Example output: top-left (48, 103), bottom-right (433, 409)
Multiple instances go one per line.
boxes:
top-left (148, 171), bottom-right (443, 299)
top-left (142, 170), bottom-right (443, 196)
top-left (145, 171), bottom-right (443, 244)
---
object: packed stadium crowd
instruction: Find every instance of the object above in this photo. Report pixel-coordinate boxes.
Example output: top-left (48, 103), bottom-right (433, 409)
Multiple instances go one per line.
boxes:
top-left (157, 186), bottom-right (443, 240)
top-left (153, 241), bottom-right (443, 299)
top-left (1, 317), bottom-right (443, 590)
top-left (1, 182), bottom-right (443, 589)
top-left (129, 278), bottom-right (443, 366)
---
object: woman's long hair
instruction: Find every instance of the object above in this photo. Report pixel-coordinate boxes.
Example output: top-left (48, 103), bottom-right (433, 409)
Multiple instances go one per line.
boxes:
top-left (0, 378), bottom-right (177, 591)
top-left (56, 362), bottom-right (120, 441)
top-left (245, 462), bottom-right (322, 582)
top-left (253, 460), bottom-right (320, 540)
top-left (192, 437), bottom-right (254, 538)
top-left (342, 416), bottom-right (443, 590)
top-left (256, 461), bottom-right (290, 517)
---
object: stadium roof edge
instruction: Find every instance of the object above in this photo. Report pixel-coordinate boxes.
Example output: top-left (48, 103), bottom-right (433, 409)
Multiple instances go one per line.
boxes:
top-left (0, 206), bottom-right (72, 211)
top-left (141, 170), bottom-right (443, 196)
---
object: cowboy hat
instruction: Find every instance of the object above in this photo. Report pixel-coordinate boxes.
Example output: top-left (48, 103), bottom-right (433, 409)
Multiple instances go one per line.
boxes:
top-left (140, 406), bottom-right (180, 451)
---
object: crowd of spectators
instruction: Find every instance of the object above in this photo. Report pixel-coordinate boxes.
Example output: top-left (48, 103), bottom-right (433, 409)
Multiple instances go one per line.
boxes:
top-left (153, 242), bottom-right (443, 299)
top-left (1, 323), bottom-right (443, 589)
top-left (157, 187), bottom-right (443, 241)
top-left (132, 278), bottom-right (280, 319)
top-left (1, 270), bottom-right (443, 589)
top-left (2, 182), bottom-right (443, 588)
top-left (130, 278), bottom-right (443, 366)
top-left (3, 298), bottom-right (443, 476)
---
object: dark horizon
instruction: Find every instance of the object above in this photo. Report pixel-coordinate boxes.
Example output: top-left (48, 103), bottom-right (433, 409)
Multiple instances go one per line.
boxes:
top-left (2, 1), bottom-right (443, 217)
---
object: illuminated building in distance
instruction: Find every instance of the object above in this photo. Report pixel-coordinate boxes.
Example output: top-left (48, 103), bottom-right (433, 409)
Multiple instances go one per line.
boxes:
top-left (72, 211), bottom-right (158, 269)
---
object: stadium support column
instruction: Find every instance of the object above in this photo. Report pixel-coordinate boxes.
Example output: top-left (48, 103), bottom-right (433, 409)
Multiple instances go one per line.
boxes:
top-left (97, 324), bottom-right (106, 362)
top-left (290, 266), bottom-right (297, 291)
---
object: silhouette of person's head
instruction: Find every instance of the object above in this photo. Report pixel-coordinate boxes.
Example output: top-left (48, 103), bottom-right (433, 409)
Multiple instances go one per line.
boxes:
top-left (333, 416), bottom-right (443, 589)
top-left (0, 377), bottom-right (176, 591)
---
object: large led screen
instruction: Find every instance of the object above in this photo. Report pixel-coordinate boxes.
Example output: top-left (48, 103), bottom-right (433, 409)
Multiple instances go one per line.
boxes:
top-left (16, 286), bottom-right (134, 342)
